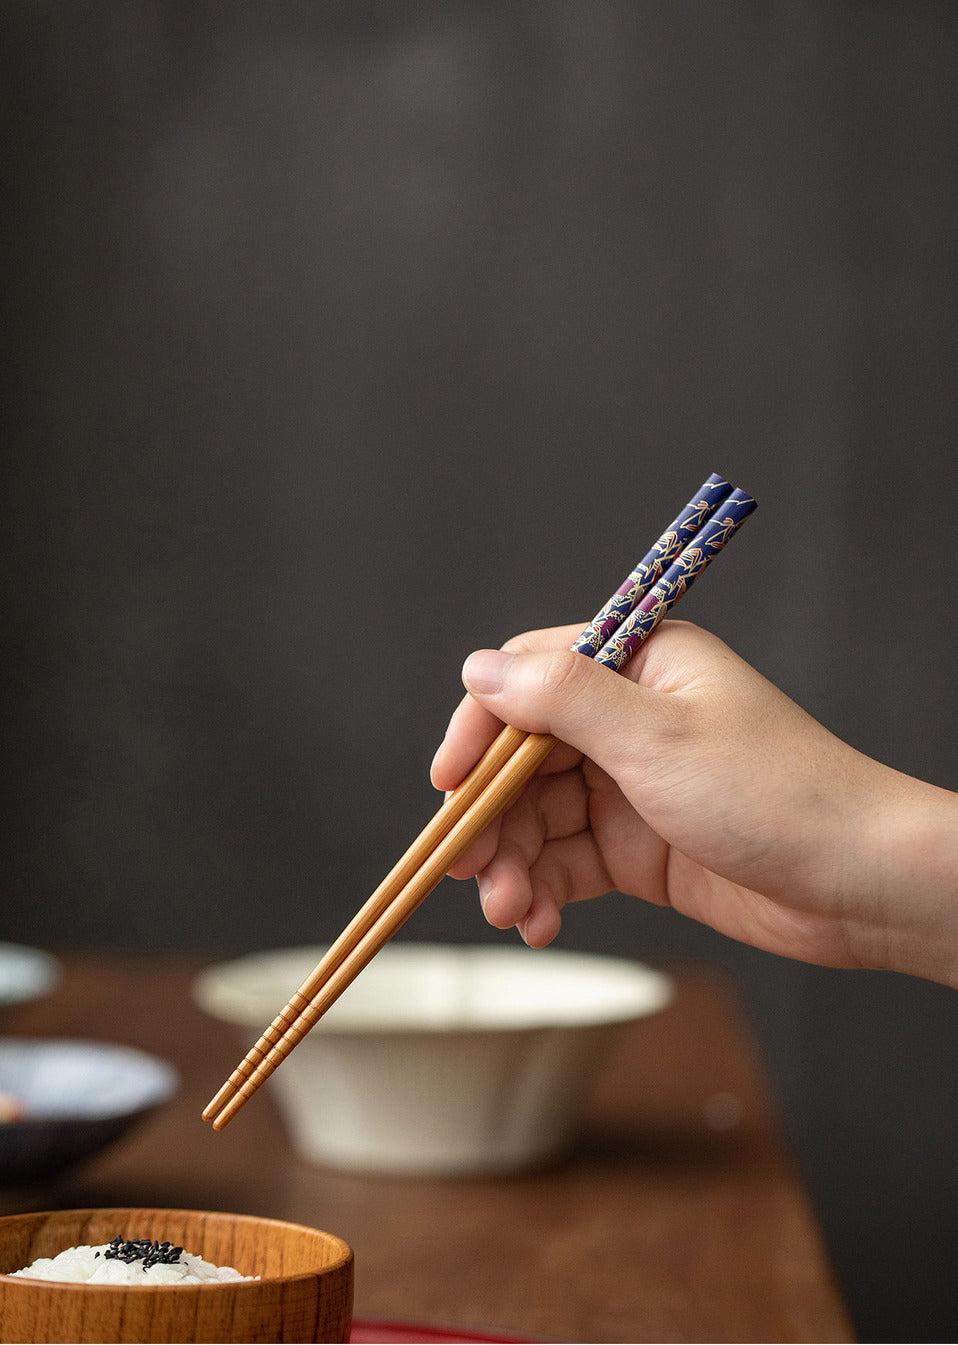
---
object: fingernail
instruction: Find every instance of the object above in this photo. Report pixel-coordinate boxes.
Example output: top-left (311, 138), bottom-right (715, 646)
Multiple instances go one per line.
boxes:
top-left (463, 649), bottom-right (513, 694)
top-left (477, 874), bottom-right (493, 913)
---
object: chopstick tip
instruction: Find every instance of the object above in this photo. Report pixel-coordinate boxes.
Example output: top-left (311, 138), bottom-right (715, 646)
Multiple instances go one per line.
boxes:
top-left (202, 1082), bottom-right (235, 1122)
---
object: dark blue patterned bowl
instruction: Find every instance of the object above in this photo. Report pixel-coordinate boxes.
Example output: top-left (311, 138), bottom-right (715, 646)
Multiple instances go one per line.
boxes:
top-left (0, 1040), bottom-right (178, 1186)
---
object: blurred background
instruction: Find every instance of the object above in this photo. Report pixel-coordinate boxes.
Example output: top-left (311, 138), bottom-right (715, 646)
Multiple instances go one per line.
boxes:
top-left (3, 2), bottom-right (957, 1339)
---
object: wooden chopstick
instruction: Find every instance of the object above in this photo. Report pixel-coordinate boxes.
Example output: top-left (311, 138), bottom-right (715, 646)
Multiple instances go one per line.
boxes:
top-left (204, 479), bottom-right (754, 1129)
top-left (201, 722), bottom-right (530, 1124)
top-left (202, 474), bottom-right (730, 1126)
top-left (209, 730), bottom-right (558, 1130)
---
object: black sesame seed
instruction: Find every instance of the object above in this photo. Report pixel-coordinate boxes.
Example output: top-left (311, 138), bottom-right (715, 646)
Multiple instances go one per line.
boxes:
top-left (103, 1235), bottom-right (183, 1267)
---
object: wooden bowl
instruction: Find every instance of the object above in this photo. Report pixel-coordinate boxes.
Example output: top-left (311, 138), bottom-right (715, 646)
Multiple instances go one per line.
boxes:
top-left (0, 1208), bottom-right (353, 1343)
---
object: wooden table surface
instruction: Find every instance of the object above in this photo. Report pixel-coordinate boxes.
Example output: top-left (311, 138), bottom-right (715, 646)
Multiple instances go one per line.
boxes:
top-left (1, 953), bottom-right (852, 1343)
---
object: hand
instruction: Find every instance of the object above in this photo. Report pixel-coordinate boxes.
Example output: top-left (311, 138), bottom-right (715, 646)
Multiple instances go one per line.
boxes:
top-left (431, 621), bottom-right (958, 986)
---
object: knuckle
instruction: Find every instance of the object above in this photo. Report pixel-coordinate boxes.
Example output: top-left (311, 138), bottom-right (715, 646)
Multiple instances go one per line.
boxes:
top-left (646, 690), bottom-right (702, 760)
top-left (502, 629), bottom-right (538, 655)
top-left (537, 650), bottom-right (586, 702)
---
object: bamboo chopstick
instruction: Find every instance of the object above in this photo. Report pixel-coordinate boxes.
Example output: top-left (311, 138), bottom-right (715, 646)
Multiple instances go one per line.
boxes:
top-left (204, 480), bottom-right (755, 1130)
top-left (202, 473), bottom-right (731, 1125)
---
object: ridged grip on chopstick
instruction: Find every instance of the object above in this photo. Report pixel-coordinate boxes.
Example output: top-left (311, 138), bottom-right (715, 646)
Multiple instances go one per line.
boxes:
top-left (200, 722), bottom-right (528, 1121)
top-left (210, 731), bottom-right (558, 1129)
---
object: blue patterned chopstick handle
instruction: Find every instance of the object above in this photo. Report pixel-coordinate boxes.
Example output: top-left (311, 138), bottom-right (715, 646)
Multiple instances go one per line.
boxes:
top-left (571, 472), bottom-right (732, 656)
top-left (596, 488), bottom-right (757, 672)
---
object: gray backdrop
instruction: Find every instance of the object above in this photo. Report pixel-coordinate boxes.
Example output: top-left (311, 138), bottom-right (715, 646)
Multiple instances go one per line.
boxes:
top-left (4, 3), bottom-right (958, 1339)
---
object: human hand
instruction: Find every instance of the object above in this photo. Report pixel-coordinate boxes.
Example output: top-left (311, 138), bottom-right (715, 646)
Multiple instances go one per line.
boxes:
top-left (431, 621), bottom-right (958, 985)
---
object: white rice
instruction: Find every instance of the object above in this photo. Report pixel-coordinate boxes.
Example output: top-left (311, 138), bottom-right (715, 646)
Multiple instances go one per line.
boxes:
top-left (11, 1244), bottom-right (255, 1286)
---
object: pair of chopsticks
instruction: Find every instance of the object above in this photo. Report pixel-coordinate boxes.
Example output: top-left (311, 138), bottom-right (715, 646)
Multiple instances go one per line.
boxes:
top-left (204, 473), bottom-right (757, 1130)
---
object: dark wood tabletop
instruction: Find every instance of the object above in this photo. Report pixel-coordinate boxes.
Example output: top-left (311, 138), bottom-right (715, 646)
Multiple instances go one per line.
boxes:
top-left (1, 952), bottom-right (853, 1343)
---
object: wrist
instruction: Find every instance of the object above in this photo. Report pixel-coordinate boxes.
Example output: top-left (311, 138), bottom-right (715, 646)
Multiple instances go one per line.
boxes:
top-left (850, 768), bottom-right (958, 986)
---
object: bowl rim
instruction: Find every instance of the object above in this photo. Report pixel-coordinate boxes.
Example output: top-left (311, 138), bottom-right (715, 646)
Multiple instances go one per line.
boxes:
top-left (0, 1207), bottom-right (353, 1291)
top-left (193, 941), bottom-right (675, 1035)
top-left (0, 1037), bottom-right (180, 1124)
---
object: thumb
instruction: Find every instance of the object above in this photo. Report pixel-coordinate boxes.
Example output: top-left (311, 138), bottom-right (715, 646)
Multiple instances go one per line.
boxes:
top-left (461, 646), bottom-right (663, 776)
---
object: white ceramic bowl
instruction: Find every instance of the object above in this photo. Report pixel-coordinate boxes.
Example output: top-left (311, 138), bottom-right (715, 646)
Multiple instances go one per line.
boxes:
top-left (0, 944), bottom-right (60, 1018)
top-left (194, 943), bottom-right (672, 1176)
